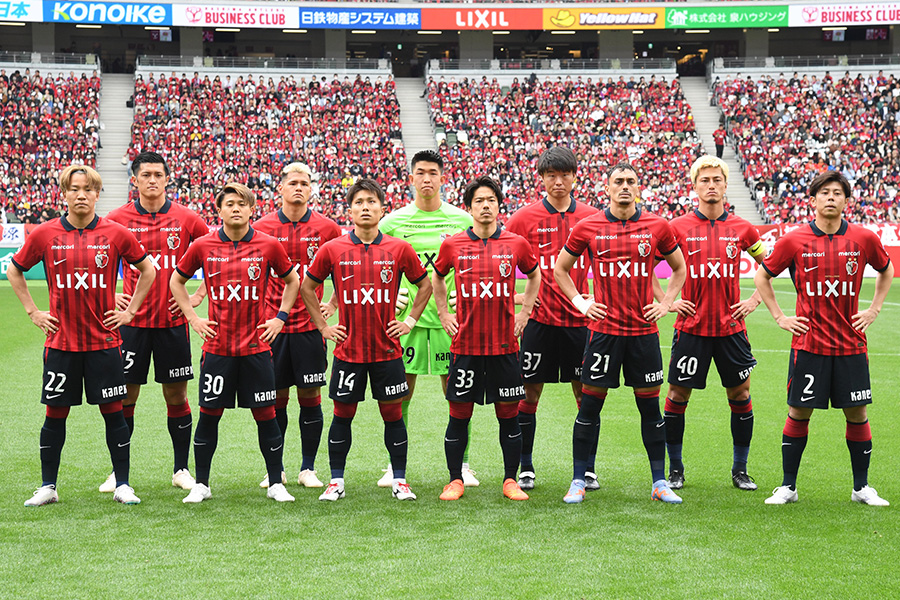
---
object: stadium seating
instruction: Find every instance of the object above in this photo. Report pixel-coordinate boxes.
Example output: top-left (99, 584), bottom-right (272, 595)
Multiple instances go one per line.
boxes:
top-left (0, 69), bottom-right (101, 224)
top-left (425, 74), bottom-right (705, 222)
top-left (715, 72), bottom-right (900, 224)
top-left (129, 72), bottom-right (407, 226)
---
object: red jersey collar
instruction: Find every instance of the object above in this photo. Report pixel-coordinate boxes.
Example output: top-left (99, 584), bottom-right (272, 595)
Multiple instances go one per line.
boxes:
top-left (349, 230), bottom-right (383, 245)
top-left (134, 198), bottom-right (172, 215)
top-left (541, 198), bottom-right (577, 214)
top-left (603, 207), bottom-right (642, 223)
top-left (692, 208), bottom-right (728, 222)
top-left (60, 214), bottom-right (99, 231)
top-left (810, 220), bottom-right (849, 237)
top-left (217, 227), bottom-right (255, 243)
top-left (465, 226), bottom-right (503, 241)
top-left (277, 207), bottom-right (312, 224)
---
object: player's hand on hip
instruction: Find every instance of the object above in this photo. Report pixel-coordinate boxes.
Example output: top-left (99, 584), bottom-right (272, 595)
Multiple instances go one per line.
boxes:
top-left (851, 308), bottom-right (879, 333)
top-left (672, 299), bottom-right (696, 316)
top-left (643, 301), bottom-right (669, 323)
top-left (775, 314), bottom-right (809, 336)
top-left (514, 293), bottom-right (541, 308)
top-left (321, 324), bottom-right (347, 344)
top-left (730, 298), bottom-right (759, 320)
top-left (439, 313), bottom-right (458, 337)
top-left (320, 301), bottom-right (336, 320)
top-left (189, 317), bottom-right (218, 340)
top-left (30, 310), bottom-right (59, 336)
top-left (585, 301), bottom-right (607, 321)
top-left (103, 308), bottom-right (136, 330)
top-left (115, 293), bottom-right (132, 311)
top-left (387, 319), bottom-right (412, 338)
top-left (257, 318), bottom-right (285, 343)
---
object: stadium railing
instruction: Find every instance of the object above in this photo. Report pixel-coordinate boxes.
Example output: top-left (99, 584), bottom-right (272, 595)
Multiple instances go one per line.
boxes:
top-left (0, 51), bottom-right (100, 75)
top-left (709, 54), bottom-right (900, 81)
top-left (137, 55), bottom-right (388, 73)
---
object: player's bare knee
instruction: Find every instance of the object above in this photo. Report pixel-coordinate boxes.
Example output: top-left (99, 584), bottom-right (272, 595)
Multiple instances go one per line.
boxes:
top-left (161, 382), bottom-right (188, 406)
top-left (666, 384), bottom-right (692, 404)
top-left (843, 405), bottom-right (868, 423)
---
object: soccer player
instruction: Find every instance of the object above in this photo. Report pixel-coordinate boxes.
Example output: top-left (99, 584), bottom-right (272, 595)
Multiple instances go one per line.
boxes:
top-left (254, 162), bottom-right (341, 489)
top-left (301, 178), bottom-right (432, 502)
top-left (171, 182), bottom-right (299, 504)
top-left (506, 146), bottom-right (600, 491)
top-left (379, 150), bottom-right (477, 487)
top-left (659, 156), bottom-right (767, 492)
top-left (433, 176), bottom-right (540, 501)
top-left (100, 152), bottom-right (209, 494)
top-left (555, 162), bottom-right (686, 504)
top-left (755, 171), bottom-right (893, 506)
top-left (10, 164), bottom-right (156, 506)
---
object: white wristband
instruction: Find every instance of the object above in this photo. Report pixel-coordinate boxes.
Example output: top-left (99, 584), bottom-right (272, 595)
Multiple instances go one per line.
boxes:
top-left (571, 295), bottom-right (593, 316)
top-left (403, 315), bottom-right (418, 329)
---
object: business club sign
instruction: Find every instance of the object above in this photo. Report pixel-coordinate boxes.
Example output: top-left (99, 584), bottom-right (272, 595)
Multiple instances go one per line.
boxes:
top-left (172, 3), bottom-right (299, 29)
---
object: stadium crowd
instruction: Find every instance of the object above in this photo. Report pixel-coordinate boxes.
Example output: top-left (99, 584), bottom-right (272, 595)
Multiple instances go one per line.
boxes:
top-left (0, 69), bottom-right (101, 225)
top-left (129, 71), bottom-right (408, 226)
top-left (425, 74), bottom-right (706, 222)
top-left (716, 71), bottom-right (900, 224)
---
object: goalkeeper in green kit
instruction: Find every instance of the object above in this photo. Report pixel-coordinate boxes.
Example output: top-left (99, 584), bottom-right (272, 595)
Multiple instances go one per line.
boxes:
top-left (378, 150), bottom-right (477, 486)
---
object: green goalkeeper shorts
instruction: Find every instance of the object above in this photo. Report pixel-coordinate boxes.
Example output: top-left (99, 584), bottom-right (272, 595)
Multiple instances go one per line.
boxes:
top-left (400, 326), bottom-right (452, 376)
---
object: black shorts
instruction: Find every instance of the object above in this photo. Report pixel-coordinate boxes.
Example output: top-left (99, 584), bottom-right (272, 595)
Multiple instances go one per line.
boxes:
top-left (580, 331), bottom-right (664, 389)
top-left (120, 324), bottom-right (193, 385)
top-left (329, 357), bottom-right (408, 403)
top-left (447, 353), bottom-right (525, 405)
top-left (787, 350), bottom-right (872, 409)
top-left (271, 330), bottom-right (328, 390)
top-left (667, 330), bottom-right (756, 389)
top-left (42, 347), bottom-right (127, 406)
top-left (198, 351), bottom-right (277, 409)
top-left (519, 320), bottom-right (587, 384)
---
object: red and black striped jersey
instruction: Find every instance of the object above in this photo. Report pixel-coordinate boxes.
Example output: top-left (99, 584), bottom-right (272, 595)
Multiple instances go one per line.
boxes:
top-left (506, 198), bottom-right (598, 328)
top-left (762, 220), bottom-right (890, 356)
top-left (669, 209), bottom-right (761, 337)
top-left (306, 231), bottom-right (427, 364)
top-left (11, 215), bottom-right (147, 352)
top-left (434, 227), bottom-right (538, 356)
top-left (564, 208), bottom-right (678, 336)
top-left (106, 199), bottom-right (209, 329)
top-left (176, 228), bottom-right (293, 357)
top-left (254, 208), bottom-right (342, 334)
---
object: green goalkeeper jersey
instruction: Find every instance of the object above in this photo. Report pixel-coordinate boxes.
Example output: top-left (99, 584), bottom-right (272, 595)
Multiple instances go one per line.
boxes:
top-left (380, 201), bottom-right (473, 329)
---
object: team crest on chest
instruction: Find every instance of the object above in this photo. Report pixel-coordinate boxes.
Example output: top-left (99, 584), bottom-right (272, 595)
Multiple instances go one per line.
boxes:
top-left (846, 257), bottom-right (858, 276)
top-left (725, 242), bottom-right (738, 260)
top-left (380, 265), bottom-right (393, 284)
top-left (637, 240), bottom-right (651, 258)
top-left (95, 249), bottom-right (109, 268)
top-left (499, 259), bottom-right (512, 278)
top-left (307, 242), bottom-right (318, 261)
top-left (167, 232), bottom-right (181, 250)
top-left (248, 264), bottom-right (261, 280)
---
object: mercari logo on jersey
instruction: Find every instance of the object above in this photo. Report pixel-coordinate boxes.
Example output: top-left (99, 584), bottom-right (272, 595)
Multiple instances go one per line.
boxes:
top-left (48, 2), bottom-right (171, 25)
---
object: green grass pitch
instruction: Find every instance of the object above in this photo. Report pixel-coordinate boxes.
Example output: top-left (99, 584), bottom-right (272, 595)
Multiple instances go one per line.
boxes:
top-left (1, 279), bottom-right (898, 599)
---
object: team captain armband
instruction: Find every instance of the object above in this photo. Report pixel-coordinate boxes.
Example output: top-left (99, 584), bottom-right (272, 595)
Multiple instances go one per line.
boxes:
top-left (747, 241), bottom-right (767, 258)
